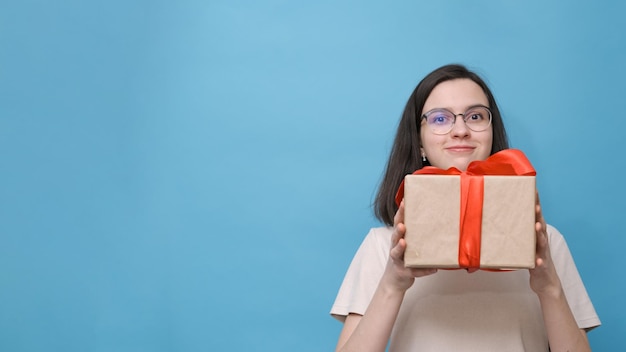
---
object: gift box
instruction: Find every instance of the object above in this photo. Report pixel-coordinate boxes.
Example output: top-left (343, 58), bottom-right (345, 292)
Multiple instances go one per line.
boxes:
top-left (398, 149), bottom-right (537, 270)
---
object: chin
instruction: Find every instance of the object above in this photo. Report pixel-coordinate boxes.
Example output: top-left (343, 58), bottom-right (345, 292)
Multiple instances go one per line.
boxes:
top-left (431, 155), bottom-right (485, 171)
top-left (449, 160), bottom-right (472, 171)
top-left (452, 155), bottom-right (488, 171)
top-left (454, 164), bottom-right (471, 172)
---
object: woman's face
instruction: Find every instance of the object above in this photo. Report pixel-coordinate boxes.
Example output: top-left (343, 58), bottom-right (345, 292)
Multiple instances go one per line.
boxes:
top-left (420, 78), bottom-right (493, 171)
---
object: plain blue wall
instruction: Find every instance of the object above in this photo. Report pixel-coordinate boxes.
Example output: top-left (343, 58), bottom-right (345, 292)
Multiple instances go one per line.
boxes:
top-left (1, 1), bottom-right (624, 351)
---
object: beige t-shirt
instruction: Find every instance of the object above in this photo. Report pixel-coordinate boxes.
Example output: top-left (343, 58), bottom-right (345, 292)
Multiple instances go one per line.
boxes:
top-left (330, 225), bottom-right (600, 351)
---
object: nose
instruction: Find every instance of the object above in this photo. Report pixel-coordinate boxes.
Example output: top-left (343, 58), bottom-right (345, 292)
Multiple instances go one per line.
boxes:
top-left (450, 114), bottom-right (470, 137)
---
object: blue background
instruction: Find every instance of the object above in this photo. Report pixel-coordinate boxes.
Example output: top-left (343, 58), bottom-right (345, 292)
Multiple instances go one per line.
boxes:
top-left (1, 1), bottom-right (624, 351)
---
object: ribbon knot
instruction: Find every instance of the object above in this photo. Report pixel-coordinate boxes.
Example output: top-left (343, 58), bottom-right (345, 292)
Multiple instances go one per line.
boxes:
top-left (395, 149), bottom-right (536, 269)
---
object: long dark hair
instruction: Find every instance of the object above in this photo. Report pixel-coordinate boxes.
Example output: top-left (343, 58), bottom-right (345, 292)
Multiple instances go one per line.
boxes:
top-left (374, 64), bottom-right (510, 226)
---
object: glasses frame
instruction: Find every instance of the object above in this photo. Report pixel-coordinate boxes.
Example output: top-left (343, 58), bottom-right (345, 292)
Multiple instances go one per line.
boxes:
top-left (420, 105), bottom-right (492, 135)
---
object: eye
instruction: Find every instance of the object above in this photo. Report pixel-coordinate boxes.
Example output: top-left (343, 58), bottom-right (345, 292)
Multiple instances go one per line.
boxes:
top-left (465, 109), bottom-right (486, 122)
top-left (427, 111), bottom-right (453, 125)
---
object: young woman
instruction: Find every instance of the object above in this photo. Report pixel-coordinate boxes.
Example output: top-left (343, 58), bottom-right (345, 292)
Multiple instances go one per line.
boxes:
top-left (331, 64), bottom-right (600, 351)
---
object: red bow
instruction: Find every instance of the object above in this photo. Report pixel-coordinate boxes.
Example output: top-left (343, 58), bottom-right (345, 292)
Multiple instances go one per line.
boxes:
top-left (395, 149), bottom-right (536, 269)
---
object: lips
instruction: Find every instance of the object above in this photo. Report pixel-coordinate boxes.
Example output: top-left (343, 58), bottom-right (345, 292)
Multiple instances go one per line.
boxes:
top-left (445, 145), bottom-right (475, 152)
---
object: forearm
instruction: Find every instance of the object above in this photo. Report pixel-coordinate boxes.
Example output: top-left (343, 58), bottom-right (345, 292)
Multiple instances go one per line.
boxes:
top-left (538, 288), bottom-right (590, 352)
top-left (336, 282), bottom-right (405, 352)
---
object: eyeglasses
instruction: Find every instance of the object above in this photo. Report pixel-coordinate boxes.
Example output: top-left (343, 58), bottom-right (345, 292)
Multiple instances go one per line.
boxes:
top-left (421, 106), bottom-right (492, 135)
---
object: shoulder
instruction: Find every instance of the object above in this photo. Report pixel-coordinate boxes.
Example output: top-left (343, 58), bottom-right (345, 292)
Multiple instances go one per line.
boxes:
top-left (330, 226), bottom-right (393, 318)
top-left (342, 226), bottom-right (395, 276)
top-left (546, 223), bottom-right (563, 242)
top-left (545, 223), bottom-right (570, 254)
top-left (367, 226), bottom-right (394, 241)
top-left (545, 223), bottom-right (578, 264)
top-left (360, 226), bottom-right (394, 253)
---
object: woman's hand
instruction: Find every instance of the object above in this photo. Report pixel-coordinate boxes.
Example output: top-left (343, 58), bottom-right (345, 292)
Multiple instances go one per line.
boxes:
top-left (382, 200), bottom-right (438, 293)
top-left (529, 192), bottom-right (562, 297)
top-left (529, 192), bottom-right (591, 351)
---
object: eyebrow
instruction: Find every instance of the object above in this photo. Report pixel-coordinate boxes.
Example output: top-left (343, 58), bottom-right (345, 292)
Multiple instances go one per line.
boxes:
top-left (424, 104), bottom-right (490, 114)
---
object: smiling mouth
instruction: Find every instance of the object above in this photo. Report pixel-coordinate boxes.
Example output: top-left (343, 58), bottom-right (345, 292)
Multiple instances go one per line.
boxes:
top-left (446, 146), bottom-right (474, 152)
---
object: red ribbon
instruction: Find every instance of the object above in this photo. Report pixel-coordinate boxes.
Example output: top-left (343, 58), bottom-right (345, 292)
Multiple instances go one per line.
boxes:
top-left (395, 149), bottom-right (536, 269)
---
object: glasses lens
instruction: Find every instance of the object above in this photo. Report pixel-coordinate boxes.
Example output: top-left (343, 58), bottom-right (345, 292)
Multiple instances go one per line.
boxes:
top-left (424, 110), bottom-right (454, 134)
top-left (464, 107), bottom-right (491, 132)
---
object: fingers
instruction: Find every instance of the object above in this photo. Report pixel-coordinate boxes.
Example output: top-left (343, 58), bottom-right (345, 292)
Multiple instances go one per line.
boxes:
top-left (391, 221), bottom-right (405, 247)
top-left (535, 202), bottom-right (548, 245)
top-left (535, 189), bottom-right (540, 204)
top-left (390, 237), bottom-right (406, 262)
top-left (392, 200), bottom-right (406, 248)
top-left (536, 204), bottom-right (546, 228)
top-left (534, 192), bottom-right (551, 270)
top-left (535, 190), bottom-right (548, 241)
top-left (391, 201), bottom-right (407, 263)
top-left (535, 191), bottom-right (547, 227)
top-left (394, 200), bottom-right (405, 227)
top-left (390, 200), bottom-right (439, 279)
top-left (535, 220), bottom-right (548, 251)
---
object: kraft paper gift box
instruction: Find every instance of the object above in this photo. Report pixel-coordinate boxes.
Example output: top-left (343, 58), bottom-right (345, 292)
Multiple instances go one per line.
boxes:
top-left (401, 153), bottom-right (537, 270)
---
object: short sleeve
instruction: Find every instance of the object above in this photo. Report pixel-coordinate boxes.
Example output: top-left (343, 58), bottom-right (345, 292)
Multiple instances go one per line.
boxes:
top-left (330, 227), bottom-right (392, 321)
top-left (548, 224), bottom-right (601, 330)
